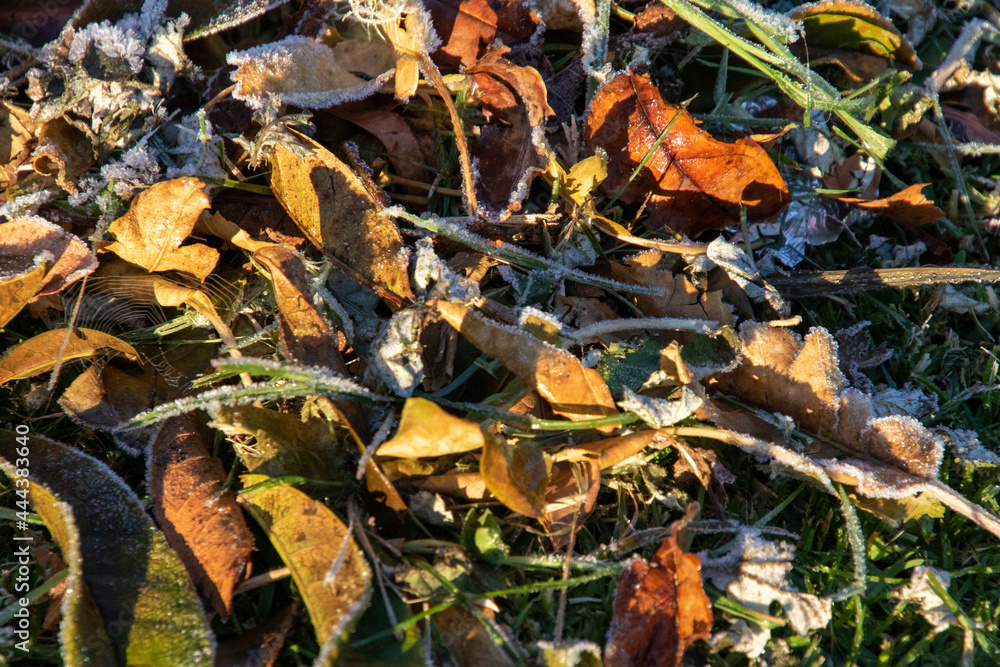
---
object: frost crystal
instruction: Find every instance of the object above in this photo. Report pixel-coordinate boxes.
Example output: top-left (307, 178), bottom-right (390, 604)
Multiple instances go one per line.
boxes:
top-left (100, 140), bottom-right (162, 198)
top-left (69, 21), bottom-right (146, 74)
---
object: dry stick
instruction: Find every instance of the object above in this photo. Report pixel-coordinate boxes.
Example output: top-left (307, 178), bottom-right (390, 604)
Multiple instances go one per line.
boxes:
top-left (233, 566), bottom-right (291, 595)
top-left (418, 52), bottom-right (478, 218)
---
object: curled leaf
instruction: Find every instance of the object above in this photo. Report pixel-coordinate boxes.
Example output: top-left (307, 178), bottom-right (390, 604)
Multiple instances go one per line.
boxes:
top-left (835, 183), bottom-right (944, 226)
top-left (432, 299), bottom-right (617, 423)
top-left (0, 216), bottom-right (98, 297)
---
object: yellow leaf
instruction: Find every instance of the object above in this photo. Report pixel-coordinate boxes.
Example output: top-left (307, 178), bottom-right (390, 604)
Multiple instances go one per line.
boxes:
top-left (0, 257), bottom-right (48, 327)
top-left (378, 397), bottom-right (486, 458)
top-left (0, 328), bottom-right (138, 385)
top-left (480, 435), bottom-right (550, 518)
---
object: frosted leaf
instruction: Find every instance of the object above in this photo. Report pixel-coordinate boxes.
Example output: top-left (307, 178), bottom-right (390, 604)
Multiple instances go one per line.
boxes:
top-left (367, 308), bottom-right (425, 397)
top-left (413, 237), bottom-right (480, 301)
top-left (936, 427), bottom-right (1000, 466)
top-left (555, 222), bottom-right (598, 268)
top-left (165, 111), bottom-right (227, 181)
top-left (701, 528), bottom-right (832, 640)
top-left (934, 283), bottom-right (991, 315)
top-left (100, 140), bottom-right (161, 199)
top-left (618, 386), bottom-right (703, 429)
top-left (227, 35), bottom-right (395, 110)
top-left (896, 566), bottom-right (957, 633)
top-left (870, 385), bottom-right (938, 419)
top-left (710, 619), bottom-right (770, 659)
top-left (706, 237), bottom-right (788, 314)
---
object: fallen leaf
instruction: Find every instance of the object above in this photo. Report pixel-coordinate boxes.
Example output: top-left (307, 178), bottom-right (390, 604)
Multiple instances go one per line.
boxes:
top-left (227, 35), bottom-right (395, 110)
top-left (432, 299), bottom-right (618, 423)
top-left (0, 430), bottom-right (215, 665)
top-left (0, 216), bottom-right (98, 296)
top-left (0, 328), bottom-right (138, 385)
top-left (148, 414), bottom-right (254, 617)
top-left (330, 106), bottom-right (436, 182)
top-left (103, 177), bottom-right (218, 281)
top-left (427, 0), bottom-right (541, 68)
top-left (377, 397), bottom-right (487, 458)
top-left (240, 476), bottom-right (372, 660)
top-left (0, 101), bottom-right (35, 188)
top-left (481, 434), bottom-right (550, 518)
top-left (0, 255), bottom-right (48, 328)
top-left (32, 117), bottom-right (95, 193)
top-left (18, 482), bottom-right (116, 666)
top-left (701, 528), bottom-right (831, 660)
top-left (269, 134), bottom-right (413, 302)
top-left (253, 245), bottom-right (349, 375)
top-left (585, 73), bottom-right (789, 236)
top-left (467, 45), bottom-right (555, 219)
top-left (541, 455), bottom-right (601, 549)
top-left (434, 604), bottom-right (517, 666)
top-left (789, 0), bottom-right (921, 71)
top-left (195, 211), bottom-right (275, 254)
top-left (836, 183), bottom-right (944, 226)
top-left (605, 503), bottom-right (712, 667)
top-left (896, 566), bottom-right (957, 633)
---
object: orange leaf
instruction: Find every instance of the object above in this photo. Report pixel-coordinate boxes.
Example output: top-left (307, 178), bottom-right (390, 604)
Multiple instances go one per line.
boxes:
top-left (427, 0), bottom-right (541, 68)
top-left (585, 73), bottom-right (789, 237)
top-left (605, 504), bottom-right (712, 667)
top-left (148, 414), bottom-right (254, 617)
top-left (432, 299), bottom-right (617, 423)
top-left (836, 183), bottom-right (944, 226)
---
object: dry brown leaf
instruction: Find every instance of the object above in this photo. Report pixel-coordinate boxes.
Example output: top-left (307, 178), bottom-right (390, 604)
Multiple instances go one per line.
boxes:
top-left (433, 299), bottom-right (617, 423)
top-left (59, 360), bottom-right (172, 435)
top-left (0, 216), bottom-right (98, 296)
top-left (707, 322), bottom-right (943, 478)
top-left (585, 73), bottom-right (789, 236)
top-left (330, 107), bottom-right (436, 182)
top-left (103, 177), bottom-right (218, 281)
top-left (836, 183), bottom-right (944, 226)
top-left (427, 0), bottom-right (541, 69)
top-left (0, 328), bottom-right (138, 385)
top-left (32, 118), bottom-right (95, 194)
top-left (605, 503), bottom-right (712, 667)
top-left (148, 413), bottom-right (254, 617)
top-left (467, 45), bottom-right (555, 219)
top-left (269, 135), bottom-right (412, 303)
top-left (481, 434), bottom-right (550, 518)
top-left (377, 397), bottom-right (486, 458)
top-left (253, 245), bottom-right (349, 376)
top-left (434, 604), bottom-right (517, 667)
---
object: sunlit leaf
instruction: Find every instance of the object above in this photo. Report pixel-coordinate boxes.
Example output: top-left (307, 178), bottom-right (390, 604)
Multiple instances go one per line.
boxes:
top-left (0, 328), bottom-right (138, 385)
top-left (103, 177), bottom-right (218, 281)
top-left (0, 430), bottom-right (214, 665)
top-left (480, 434), bottom-right (550, 518)
top-left (835, 183), bottom-right (944, 226)
top-left (269, 135), bottom-right (412, 302)
top-left (148, 414), bottom-right (254, 617)
top-left (377, 397), bottom-right (486, 458)
top-left (240, 476), bottom-right (372, 661)
top-left (0, 216), bottom-right (97, 297)
top-left (426, 0), bottom-right (541, 68)
top-left (0, 256), bottom-right (48, 328)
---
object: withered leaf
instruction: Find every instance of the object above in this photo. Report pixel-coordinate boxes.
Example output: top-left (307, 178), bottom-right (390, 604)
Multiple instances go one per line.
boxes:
top-left (432, 299), bottom-right (618, 423)
top-left (0, 256), bottom-right (48, 328)
top-left (103, 177), bottom-right (218, 281)
top-left (0, 328), bottom-right (138, 385)
top-left (0, 216), bottom-right (98, 297)
top-left (585, 73), bottom-right (789, 236)
top-left (541, 455), bottom-right (601, 549)
top-left (253, 245), bottom-right (349, 376)
top-left (605, 504), bottom-right (712, 667)
top-left (0, 101), bottom-right (35, 188)
top-left (331, 107), bottom-right (435, 182)
top-left (481, 434), bottom-right (550, 518)
top-left (196, 211), bottom-right (275, 254)
top-left (836, 183), bottom-right (944, 226)
top-left (269, 135), bottom-right (412, 302)
top-left (377, 397), bottom-right (487, 458)
top-left (33, 118), bottom-right (95, 194)
top-left (467, 45), bottom-right (555, 219)
top-left (427, 0), bottom-right (541, 68)
top-left (707, 322), bottom-right (943, 478)
top-left (148, 414), bottom-right (254, 617)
